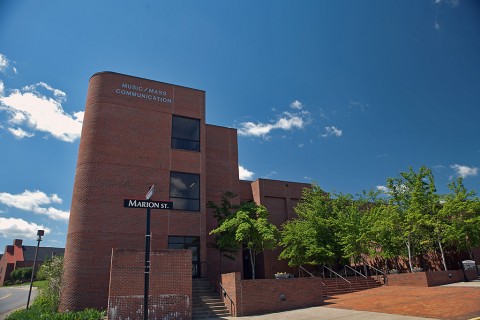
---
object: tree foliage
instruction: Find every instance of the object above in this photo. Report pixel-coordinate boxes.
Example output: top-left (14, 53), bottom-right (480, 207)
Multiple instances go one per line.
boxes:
top-left (35, 255), bottom-right (64, 312)
top-left (279, 166), bottom-right (480, 273)
top-left (207, 191), bottom-right (241, 260)
top-left (279, 185), bottom-right (342, 266)
top-left (9, 267), bottom-right (32, 284)
top-left (439, 177), bottom-right (480, 258)
top-left (210, 201), bottom-right (279, 279)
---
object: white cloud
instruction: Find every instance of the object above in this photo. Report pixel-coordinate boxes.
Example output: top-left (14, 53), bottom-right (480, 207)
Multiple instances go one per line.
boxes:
top-left (348, 100), bottom-right (369, 113)
top-left (0, 82), bottom-right (83, 142)
top-left (239, 165), bottom-right (254, 180)
top-left (0, 53), bottom-right (8, 72)
top-left (0, 80), bottom-right (4, 96)
top-left (434, 21), bottom-right (440, 30)
top-left (321, 126), bottom-right (343, 138)
top-left (376, 185), bottom-right (389, 193)
top-left (264, 171), bottom-right (278, 179)
top-left (450, 164), bottom-right (478, 178)
top-left (238, 111), bottom-right (307, 138)
top-left (0, 190), bottom-right (69, 221)
top-left (0, 217), bottom-right (50, 239)
top-left (8, 127), bottom-right (34, 139)
top-left (434, 0), bottom-right (459, 7)
top-left (290, 100), bottom-right (303, 110)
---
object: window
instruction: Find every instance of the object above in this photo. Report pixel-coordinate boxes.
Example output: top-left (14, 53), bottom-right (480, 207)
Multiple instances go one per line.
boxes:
top-left (170, 172), bottom-right (200, 211)
top-left (172, 115), bottom-right (200, 152)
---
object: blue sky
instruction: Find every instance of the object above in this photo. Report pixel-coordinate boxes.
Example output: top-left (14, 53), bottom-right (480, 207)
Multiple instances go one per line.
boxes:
top-left (0, 0), bottom-right (479, 252)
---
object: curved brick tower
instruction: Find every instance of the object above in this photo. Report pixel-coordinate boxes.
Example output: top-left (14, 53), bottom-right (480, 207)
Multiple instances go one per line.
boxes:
top-left (60, 72), bottom-right (216, 311)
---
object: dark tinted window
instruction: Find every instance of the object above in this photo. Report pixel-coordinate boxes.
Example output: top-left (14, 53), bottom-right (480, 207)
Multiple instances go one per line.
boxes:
top-left (170, 172), bottom-right (200, 211)
top-left (172, 116), bottom-right (200, 152)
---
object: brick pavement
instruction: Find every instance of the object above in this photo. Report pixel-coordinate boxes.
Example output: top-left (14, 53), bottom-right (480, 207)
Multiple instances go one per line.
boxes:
top-left (324, 285), bottom-right (480, 320)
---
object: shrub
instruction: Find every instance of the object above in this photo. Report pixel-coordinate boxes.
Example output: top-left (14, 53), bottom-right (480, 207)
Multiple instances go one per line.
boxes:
top-left (9, 267), bottom-right (32, 283)
top-left (5, 255), bottom-right (106, 319)
top-left (6, 305), bottom-right (105, 320)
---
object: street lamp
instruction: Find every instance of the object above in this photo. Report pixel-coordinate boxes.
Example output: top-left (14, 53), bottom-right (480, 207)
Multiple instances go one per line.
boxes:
top-left (27, 230), bottom-right (44, 309)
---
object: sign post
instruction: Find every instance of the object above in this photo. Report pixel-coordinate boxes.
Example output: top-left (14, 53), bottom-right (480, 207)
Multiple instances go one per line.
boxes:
top-left (124, 185), bottom-right (173, 320)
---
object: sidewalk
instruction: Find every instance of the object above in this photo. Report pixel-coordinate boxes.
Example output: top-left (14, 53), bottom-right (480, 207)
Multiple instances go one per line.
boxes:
top-left (226, 281), bottom-right (480, 320)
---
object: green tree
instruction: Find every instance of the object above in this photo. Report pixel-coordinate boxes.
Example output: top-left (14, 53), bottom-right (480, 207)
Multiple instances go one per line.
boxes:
top-left (369, 203), bottom-right (405, 271)
top-left (210, 202), bottom-right (278, 279)
top-left (335, 190), bottom-right (383, 269)
top-left (440, 177), bottom-right (480, 260)
top-left (207, 191), bottom-right (241, 261)
top-left (279, 185), bottom-right (342, 267)
top-left (386, 166), bottom-right (437, 272)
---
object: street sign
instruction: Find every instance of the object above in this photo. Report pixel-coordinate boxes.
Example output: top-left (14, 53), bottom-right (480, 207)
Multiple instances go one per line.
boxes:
top-left (123, 199), bottom-right (173, 209)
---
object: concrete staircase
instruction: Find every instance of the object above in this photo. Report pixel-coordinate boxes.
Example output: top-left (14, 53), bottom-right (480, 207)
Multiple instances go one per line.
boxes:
top-left (192, 278), bottom-right (230, 319)
top-left (322, 276), bottom-right (382, 296)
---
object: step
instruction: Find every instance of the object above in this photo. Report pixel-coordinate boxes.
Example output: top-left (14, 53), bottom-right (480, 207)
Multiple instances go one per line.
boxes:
top-left (192, 278), bottom-right (230, 319)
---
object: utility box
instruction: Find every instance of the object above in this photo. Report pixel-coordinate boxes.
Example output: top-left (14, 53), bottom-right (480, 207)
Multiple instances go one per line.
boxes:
top-left (462, 260), bottom-right (476, 271)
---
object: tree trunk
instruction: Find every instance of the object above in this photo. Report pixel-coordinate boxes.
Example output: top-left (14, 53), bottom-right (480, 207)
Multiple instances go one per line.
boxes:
top-left (406, 239), bottom-right (414, 272)
top-left (249, 248), bottom-right (256, 280)
top-left (437, 235), bottom-right (447, 271)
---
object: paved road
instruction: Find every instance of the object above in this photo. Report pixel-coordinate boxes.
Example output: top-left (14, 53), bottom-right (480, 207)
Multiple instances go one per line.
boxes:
top-left (0, 285), bottom-right (37, 319)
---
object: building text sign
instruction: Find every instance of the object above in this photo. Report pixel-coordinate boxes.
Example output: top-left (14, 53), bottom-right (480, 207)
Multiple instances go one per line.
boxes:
top-left (123, 199), bottom-right (173, 209)
top-left (115, 83), bottom-right (173, 104)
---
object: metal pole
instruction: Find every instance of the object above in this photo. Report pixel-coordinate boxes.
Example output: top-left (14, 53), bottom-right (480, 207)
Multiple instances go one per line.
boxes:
top-left (27, 235), bottom-right (42, 309)
top-left (144, 206), bottom-right (151, 320)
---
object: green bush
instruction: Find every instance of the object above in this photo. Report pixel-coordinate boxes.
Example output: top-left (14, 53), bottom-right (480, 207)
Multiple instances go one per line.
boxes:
top-left (6, 255), bottom-right (105, 320)
top-left (9, 267), bottom-right (32, 283)
top-left (6, 305), bottom-right (105, 320)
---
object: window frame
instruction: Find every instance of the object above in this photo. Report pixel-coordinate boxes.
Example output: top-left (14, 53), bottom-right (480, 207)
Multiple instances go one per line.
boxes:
top-left (171, 115), bottom-right (200, 152)
top-left (169, 171), bottom-right (200, 212)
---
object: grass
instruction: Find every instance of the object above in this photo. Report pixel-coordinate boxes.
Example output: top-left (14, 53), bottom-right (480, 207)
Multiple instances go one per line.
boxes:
top-left (33, 280), bottom-right (47, 289)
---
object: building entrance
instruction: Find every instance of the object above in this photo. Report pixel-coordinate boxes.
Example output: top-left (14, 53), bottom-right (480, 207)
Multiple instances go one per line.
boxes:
top-left (168, 236), bottom-right (200, 277)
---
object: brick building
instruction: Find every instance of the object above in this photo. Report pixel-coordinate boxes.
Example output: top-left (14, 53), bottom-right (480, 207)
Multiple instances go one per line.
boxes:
top-left (60, 72), bottom-right (309, 314)
top-left (0, 239), bottom-right (64, 285)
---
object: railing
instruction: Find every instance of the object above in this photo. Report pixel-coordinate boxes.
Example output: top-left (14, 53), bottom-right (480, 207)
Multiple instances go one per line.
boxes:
top-left (343, 265), bottom-right (369, 288)
top-left (299, 265), bottom-right (327, 297)
top-left (218, 282), bottom-right (236, 317)
top-left (298, 265), bottom-right (315, 278)
top-left (323, 265), bottom-right (352, 293)
top-left (365, 264), bottom-right (388, 285)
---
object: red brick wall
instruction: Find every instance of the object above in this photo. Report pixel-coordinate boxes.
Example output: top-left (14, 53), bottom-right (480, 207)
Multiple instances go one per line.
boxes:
top-left (0, 240), bottom-right (25, 285)
top-left (221, 272), bottom-right (324, 316)
top-left (387, 270), bottom-right (477, 287)
top-left (108, 249), bottom-right (191, 320)
top-left (205, 125), bottom-right (243, 285)
top-left (246, 179), bottom-right (310, 279)
top-left (61, 72), bottom-right (207, 311)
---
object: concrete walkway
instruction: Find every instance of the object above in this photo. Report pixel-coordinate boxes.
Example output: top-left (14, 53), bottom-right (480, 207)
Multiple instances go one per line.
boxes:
top-left (225, 281), bottom-right (480, 320)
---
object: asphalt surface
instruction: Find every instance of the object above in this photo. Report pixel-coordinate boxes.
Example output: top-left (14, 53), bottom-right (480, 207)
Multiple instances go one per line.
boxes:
top-left (0, 285), bottom-right (37, 319)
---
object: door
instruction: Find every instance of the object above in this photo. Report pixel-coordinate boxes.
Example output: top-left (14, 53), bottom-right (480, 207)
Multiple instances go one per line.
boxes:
top-left (168, 236), bottom-right (201, 277)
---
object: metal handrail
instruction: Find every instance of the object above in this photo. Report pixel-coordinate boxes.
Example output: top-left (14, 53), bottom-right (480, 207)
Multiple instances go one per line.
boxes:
top-left (344, 265), bottom-right (369, 288)
top-left (323, 265), bottom-right (352, 293)
top-left (299, 265), bottom-right (328, 297)
top-left (345, 265), bottom-right (368, 279)
top-left (299, 265), bottom-right (315, 277)
top-left (218, 282), bottom-right (236, 316)
top-left (365, 264), bottom-right (388, 285)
